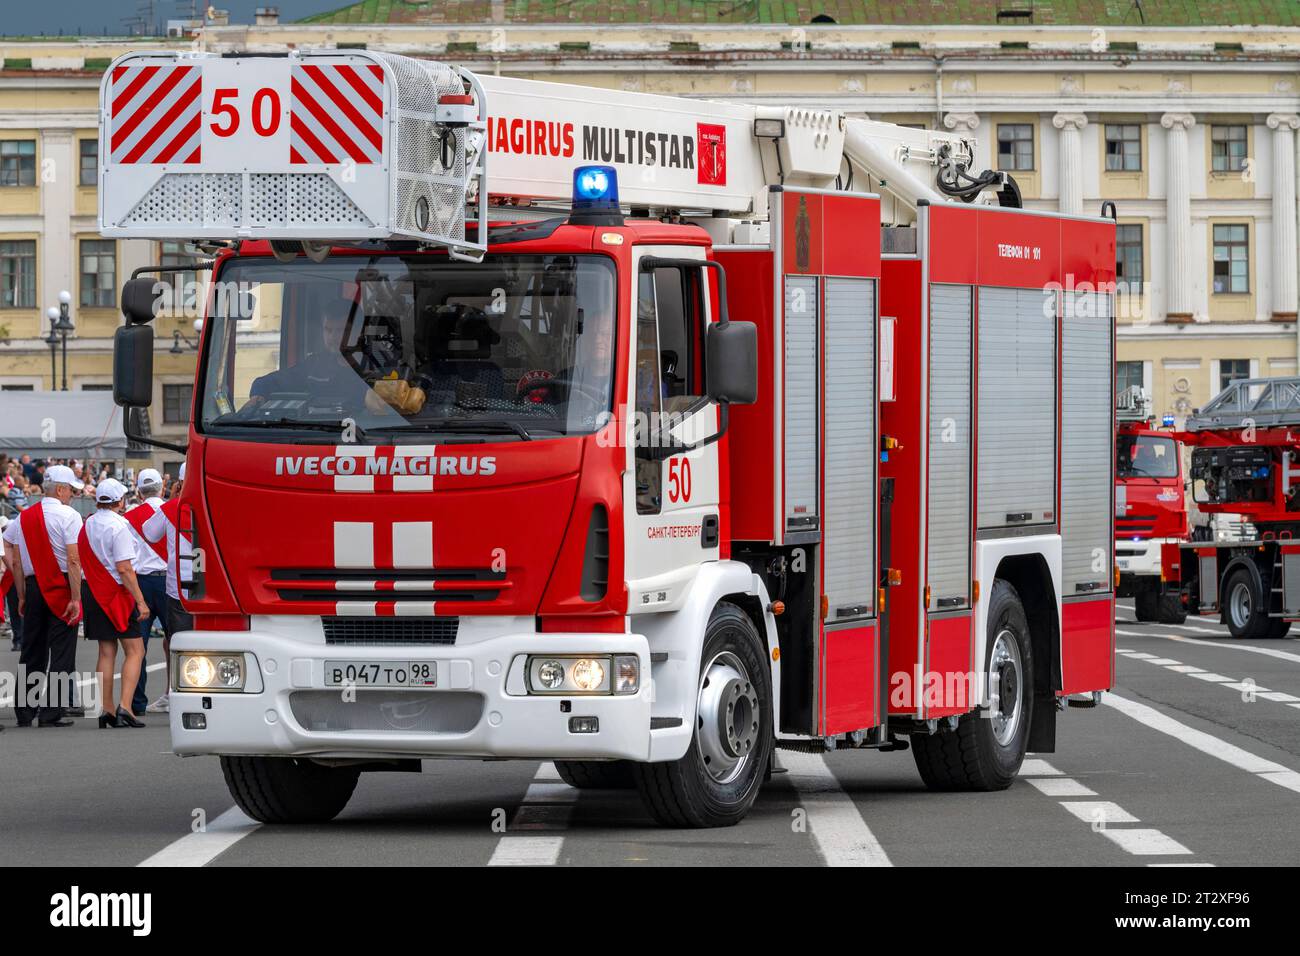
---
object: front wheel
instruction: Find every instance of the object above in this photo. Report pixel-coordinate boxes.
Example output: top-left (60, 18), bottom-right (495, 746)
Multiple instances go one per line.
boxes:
top-left (554, 760), bottom-right (635, 789)
top-left (220, 756), bottom-right (359, 823)
top-left (911, 579), bottom-right (1033, 791)
top-left (1156, 591), bottom-right (1187, 625)
top-left (1223, 567), bottom-right (1267, 640)
top-left (632, 602), bottom-right (773, 828)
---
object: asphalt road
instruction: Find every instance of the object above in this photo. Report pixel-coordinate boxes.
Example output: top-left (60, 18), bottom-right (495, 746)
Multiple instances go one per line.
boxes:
top-left (2, 601), bottom-right (1299, 867)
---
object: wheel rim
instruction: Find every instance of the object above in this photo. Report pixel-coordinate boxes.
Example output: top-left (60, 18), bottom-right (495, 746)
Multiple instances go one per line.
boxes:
top-left (1229, 580), bottom-right (1253, 630)
top-left (695, 650), bottom-right (760, 785)
top-left (987, 628), bottom-right (1024, 747)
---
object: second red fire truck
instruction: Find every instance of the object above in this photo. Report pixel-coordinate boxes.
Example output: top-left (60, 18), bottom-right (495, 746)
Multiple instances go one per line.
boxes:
top-left (102, 49), bottom-right (1116, 827)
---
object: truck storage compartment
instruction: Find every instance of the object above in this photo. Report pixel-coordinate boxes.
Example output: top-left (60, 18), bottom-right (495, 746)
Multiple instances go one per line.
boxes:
top-left (927, 283), bottom-right (973, 608)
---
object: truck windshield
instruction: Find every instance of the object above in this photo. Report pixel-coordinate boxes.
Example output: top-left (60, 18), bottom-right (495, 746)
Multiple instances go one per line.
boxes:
top-left (198, 254), bottom-right (616, 442)
top-left (1117, 434), bottom-right (1179, 479)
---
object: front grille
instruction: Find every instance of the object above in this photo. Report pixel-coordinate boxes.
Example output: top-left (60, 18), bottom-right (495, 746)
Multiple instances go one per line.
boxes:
top-left (323, 616), bottom-right (460, 646)
top-left (289, 690), bottom-right (483, 734)
top-left (269, 567), bottom-right (506, 604)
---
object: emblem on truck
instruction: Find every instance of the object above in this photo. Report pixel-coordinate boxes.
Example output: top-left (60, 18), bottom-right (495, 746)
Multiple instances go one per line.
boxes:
top-left (274, 454), bottom-right (497, 477)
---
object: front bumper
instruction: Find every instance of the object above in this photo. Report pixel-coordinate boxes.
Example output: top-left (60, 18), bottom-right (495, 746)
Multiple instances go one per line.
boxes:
top-left (168, 622), bottom-right (652, 761)
top-left (1114, 538), bottom-right (1169, 579)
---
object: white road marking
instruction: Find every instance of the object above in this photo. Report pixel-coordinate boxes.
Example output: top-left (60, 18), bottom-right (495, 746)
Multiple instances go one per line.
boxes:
top-left (780, 750), bottom-right (892, 867)
top-left (1157, 633), bottom-right (1300, 665)
top-left (1058, 801), bottom-right (1139, 824)
top-left (1147, 658), bottom-right (1183, 666)
top-left (487, 763), bottom-right (575, 867)
top-left (1103, 693), bottom-right (1300, 793)
top-left (1099, 829), bottom-right (1193, 856)
top-left (1022, 760), bottom-right (1198, 860)
top-left (1190, 672), bottom-right (1234, 682)
top-left (1027, 777), bottom-right (1097, 797)
top-left (137, 806), bottom-right (259, 867)
top-left (1259, 691), bottom-right (1300, 703)
top-left (1117, 648), bottom-right (1300, 710)
top-left (1019, 758), bottom-right (1063, 776)
top-left (1166, 664), bottom-right (1205, 674)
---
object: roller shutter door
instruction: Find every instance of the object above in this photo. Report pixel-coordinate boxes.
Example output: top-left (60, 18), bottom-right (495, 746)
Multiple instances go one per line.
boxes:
top-left (928, 284), bottom-right (973, 608)
top-left (823, 277), bottom-right (876, 618)
top-left (784, 275), bottom-right (819, 533)
top-left (977, 286), bottom-right (1057, 530)
top-left (1061, 291), bottom-right (1113, 593)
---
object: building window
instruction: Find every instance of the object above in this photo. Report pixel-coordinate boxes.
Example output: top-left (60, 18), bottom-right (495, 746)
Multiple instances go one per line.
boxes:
top-left (1211, 125), bottom-right (1248, 172)
top-left (1116, 224), bottom-right (1144, 294)
top-left (162, 383), bottom-right (193, 424)
top-left (1, 383), bottom-right (35, 391)
top-left (0, 240), bottom-right (36, 308)
top-left (80, 383), bottom-right (112, 391)
top-left (1212, 224), bottom-right (1249, 293)
top-left (1116, 361), bottom-right (1144, 395)
top-left (79, 139), bottom-right (98, 186)
top-left (1105, 124), bottom-right (1142, 171)
top-left (80, 239), bottom-right (116, 308)
top-left (1219, 359), bottom-right (1251, 392)
top-left (997, 124), bottom-right (1034, 171)
top-left (0, 140), bottom-right (35, 187)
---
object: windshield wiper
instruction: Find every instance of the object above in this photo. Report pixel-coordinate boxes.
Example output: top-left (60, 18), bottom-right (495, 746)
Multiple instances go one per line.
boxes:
top-left (211, 418), bottom-right (364, 437)
top-left (374, 420), bottom-right (546, 441)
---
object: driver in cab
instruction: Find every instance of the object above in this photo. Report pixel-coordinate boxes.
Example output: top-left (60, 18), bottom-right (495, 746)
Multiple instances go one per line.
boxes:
top-left (246, 290), bottom-right (372, 412)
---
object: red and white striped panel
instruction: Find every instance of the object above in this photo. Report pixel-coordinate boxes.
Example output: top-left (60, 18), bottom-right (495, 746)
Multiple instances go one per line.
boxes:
top-left (331, 446), bottom-right (437, 493)
top-left (109, 64), bottom-right (202, 165)
top-left (332, 520), bottom-right (436, 616)
top-left (290, 62), bottom-right (384, 166)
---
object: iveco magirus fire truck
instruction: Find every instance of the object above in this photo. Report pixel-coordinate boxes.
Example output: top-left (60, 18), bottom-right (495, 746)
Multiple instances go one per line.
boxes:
top-left (1159, 377), bottom-right (1300, 640)
top-left (1114, 386), bottom-right (1188, 623)
top-left (102, 49), bottom-right (1116, 827)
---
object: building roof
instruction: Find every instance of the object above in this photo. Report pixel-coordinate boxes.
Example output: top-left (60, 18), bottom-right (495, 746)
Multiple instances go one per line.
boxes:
top-left (301, 0), bottom-right (1300, 28)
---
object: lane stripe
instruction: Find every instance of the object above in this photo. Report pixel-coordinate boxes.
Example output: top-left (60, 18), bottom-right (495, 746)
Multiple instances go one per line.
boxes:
top-left (1099, 828), bottom-right (1193, 856)
top-left (1102, 692), bottom-right (1297, 781)
top-left (1156, 632), bottom-right (1300, 665)
top-left (137, 806), bottom-right (260, 867)
top-left (488, 763), bottom-right (574, 866)
top-left (780, 750), bottom-right (892, 866)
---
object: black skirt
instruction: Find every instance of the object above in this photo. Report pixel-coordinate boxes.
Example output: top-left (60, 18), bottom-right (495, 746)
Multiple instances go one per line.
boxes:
top-left (81, 581), bottom-right (141, 642)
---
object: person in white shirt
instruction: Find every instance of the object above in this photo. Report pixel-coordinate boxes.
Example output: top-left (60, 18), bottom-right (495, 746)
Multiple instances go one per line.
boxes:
top-left (1, 464), bottom-right (84, 727)
top-left (80, 479), bottom-right (151, 728)
top-left (141, 462), bottom-right (193, 714)
top-left (124, 468), bottom-right (168, 714)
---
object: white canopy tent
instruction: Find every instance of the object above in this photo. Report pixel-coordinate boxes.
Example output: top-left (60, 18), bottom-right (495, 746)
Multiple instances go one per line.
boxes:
top-left (0, 391), bottom-right (128, 458)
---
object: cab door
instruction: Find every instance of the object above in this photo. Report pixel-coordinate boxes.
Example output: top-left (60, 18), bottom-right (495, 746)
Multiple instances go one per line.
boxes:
top-left (624, 247), bottom-right (723, 614)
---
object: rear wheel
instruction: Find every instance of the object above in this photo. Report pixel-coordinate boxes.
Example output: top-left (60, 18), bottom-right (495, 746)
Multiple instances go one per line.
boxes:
top-left (632, 602), bottom-right (773, 828)
top-left (554, 760), bottom-right (635, 790)
top-left (1224, 567), bottom-right (1268, 640)
top-left (911, 580), bottom-right (1033, 791)
top-left (1156, 591), bottom-right (1187, 625)
top-left (220, 756), bottom-right (359, 824)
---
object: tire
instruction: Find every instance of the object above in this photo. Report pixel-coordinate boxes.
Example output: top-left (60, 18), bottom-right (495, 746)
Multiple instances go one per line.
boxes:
top-left (220, 755), bottom-right (359, 824)
top-left (1134, 589), bottom-right (1159, 623)
top-left (632, 601), bottom-right (773, 828)
top-left (554, 760), bottom-right (635, 790)
top-left (1156, 592), bottom-right (1187, 625)
top-left (1265, 619), bottom-right (1292, 640)
top-left (911, 579), bottom-right (1033, 792)
top-left (1223, 567), bottom-right (1268, 640)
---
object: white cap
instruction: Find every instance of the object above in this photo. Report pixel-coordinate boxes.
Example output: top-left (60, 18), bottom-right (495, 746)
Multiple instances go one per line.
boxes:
top-left (138, 468), bottom-right (163, 489)
top-left (178, 462), bottom-right (187, 481)
top-left (95, 477), bottom-right (128, 503)
top-left (44, 464), bottom-right (84, 490)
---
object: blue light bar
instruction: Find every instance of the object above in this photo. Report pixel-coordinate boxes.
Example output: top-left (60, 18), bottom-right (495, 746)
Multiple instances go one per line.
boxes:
top-left (1162, 414), bottom-right (1175, 427)
top-left (573, 165), bottom-right (619, 208)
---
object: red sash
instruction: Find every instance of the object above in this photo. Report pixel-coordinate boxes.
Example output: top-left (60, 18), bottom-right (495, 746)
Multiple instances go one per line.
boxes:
top-left (19, 504), bottom-right (80, 622)
top-left (161, 498), bottom-right (192, 594)
top-left (77, 523), bottom-right (136, 633)
top-left (0, 567), bottom-right (11, 623)
top-left (126, 502), bottom-right (168, 561)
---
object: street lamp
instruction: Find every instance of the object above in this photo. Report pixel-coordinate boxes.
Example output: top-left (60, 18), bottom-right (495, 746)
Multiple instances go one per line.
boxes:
top-left (169, 329), bottom-right (199, 354)
top-left (43, 312), bottom-right (59, 388)
top-left (47, 289), bottom-right (74, 391)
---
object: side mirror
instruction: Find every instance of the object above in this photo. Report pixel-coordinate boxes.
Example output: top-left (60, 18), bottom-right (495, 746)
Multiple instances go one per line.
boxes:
top-left (706, 320), bottom-right (758, 405)
top-left (121, 277), bottom-right (162, 324)
top-left (113, 324), bottom-right (154, 407)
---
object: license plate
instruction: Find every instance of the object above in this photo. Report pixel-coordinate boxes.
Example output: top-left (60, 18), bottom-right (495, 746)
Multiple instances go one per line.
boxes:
top-left (1117, 560), bottom-right (1130, 569)
top-left (324, 660), bottom-right (437, 688)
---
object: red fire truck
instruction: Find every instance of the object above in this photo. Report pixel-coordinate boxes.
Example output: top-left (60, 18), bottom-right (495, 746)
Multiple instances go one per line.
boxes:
top-left (1114, 387), bottom-right (1188, 623)
top-left (1160, 377), bottom-right (1300, 639)
top-left (102, 50), bottom-right (1116, 827)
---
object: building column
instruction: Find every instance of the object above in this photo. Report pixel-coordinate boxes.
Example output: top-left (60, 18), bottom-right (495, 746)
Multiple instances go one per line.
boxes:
top-left (1267, 113), bottom-right (1299, 323)
top-left (1052, 112), bottom-right (1087, 216)
top-left (1161, 112), bottom-right (1196, 323)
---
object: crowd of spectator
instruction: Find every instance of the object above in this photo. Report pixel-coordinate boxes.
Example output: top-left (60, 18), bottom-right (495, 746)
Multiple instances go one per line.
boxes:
top-left (2, 453), bottom-right (179, 514)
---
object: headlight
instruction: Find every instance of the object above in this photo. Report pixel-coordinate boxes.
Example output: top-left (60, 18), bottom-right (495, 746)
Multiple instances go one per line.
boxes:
top-left (526, 655), bottom-right (637, 695)
top-left (176, 652), bottom-right (248, 692)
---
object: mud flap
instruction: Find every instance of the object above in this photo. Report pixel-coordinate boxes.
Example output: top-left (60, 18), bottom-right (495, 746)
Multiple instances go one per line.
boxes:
top-left (1027, 693), bottom-right (1057, 753)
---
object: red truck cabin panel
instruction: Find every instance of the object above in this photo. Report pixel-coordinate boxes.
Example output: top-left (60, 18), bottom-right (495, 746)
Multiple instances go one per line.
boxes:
top-left (822, 621), bottom-right (879, 735)
top-left (924, 613), bottom-right (975, 718)
top-left (1060, 594), bottom-right (1115, 694)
